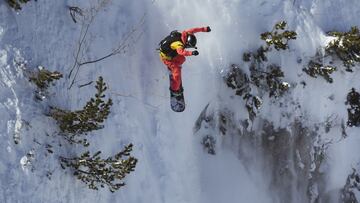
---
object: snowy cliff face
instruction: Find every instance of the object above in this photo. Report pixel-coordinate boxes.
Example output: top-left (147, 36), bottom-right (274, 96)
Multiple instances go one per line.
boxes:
top-left (1, 0), bottom-right (360, 202)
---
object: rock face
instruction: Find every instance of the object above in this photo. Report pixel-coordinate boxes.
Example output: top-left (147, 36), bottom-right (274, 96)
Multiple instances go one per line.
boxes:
top-left (194, 104), bottom-right (333, 202)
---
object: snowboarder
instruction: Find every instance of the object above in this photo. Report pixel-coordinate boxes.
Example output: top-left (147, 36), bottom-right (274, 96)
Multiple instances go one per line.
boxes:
top-left (158, 26), bottom-right (211, 112)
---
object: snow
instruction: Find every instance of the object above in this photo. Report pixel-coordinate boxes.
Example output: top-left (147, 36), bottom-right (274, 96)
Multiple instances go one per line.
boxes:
top-left (1, 0), bottom-right (360, 202)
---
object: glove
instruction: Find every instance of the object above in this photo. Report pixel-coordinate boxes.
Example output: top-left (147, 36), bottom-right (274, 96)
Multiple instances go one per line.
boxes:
top-left (206, 26), bottom-right (211, 32)
top-left (192, 51), bottom-right (199, 56)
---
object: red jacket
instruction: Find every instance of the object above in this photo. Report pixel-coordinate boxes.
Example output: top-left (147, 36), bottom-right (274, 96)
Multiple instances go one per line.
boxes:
top-left (178, 27), bottom-right (209, 56)
top-left (160, 26), bottom-right (208, 60)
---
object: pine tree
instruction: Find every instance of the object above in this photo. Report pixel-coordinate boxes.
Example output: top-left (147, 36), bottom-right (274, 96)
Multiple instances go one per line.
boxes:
top-left (224, 21), bottom-right (295, 121)
top-left (201, 135), bottom-right (216, 155)
top-left (225, 64), bottom-right (251, 97)
top-left (29, 66), bottom-right (63, 90)
top-left (341, 169), bottom-right (360, 202)
top-left (250, 64), bottom-right (290, 98)
top-left (224, 64), bottom-right (263, 120)
top-left (245, 95), bottom-right (262, 121)
top-left (242, 21), bottom-right (297, 65)
top-left (303, 60), bottom-right (336, 83)
top-left (50, 76), bottom-right (113, 145)
top-left (260, 21), bottom-right (297, 51)
top-left (326, 26), bottom-right (360, 71)
top-left (346, 88), bottom-right (360, 127)
top-left (243, 21), bottom-right (296, 64)
top-left (303, 26), bottom-right (360, 82)
top-left (6, 0), bottom-right (32, 10)
top-left (242, 21), bottom-right (293, 98)
top-left (60, 144), bottom-right (137, 192)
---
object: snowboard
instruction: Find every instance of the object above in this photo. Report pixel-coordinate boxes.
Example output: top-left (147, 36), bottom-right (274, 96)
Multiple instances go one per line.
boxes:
top-left (170, 90), bottom-right (185, 112)
top-left (168, 73), bottom-right (185, 112)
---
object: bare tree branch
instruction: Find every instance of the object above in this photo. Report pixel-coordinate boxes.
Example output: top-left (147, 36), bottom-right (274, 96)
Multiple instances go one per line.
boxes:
top-left (78, 81), bottom-right (93, 88)
top-left (67, 6), bottom-right (84, 23)
top-left (67, 2), bottom-right (146, 89)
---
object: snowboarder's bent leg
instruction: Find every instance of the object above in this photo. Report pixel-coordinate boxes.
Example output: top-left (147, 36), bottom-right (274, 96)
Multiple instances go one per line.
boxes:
top-left (169, 66), bottom-right (182, 92)
top-left (172, 54), bottom-right (186, 65)
top-left (160, 55), bottom-right (186, 112)
top-left (162, 55), bottom-right (186, 92)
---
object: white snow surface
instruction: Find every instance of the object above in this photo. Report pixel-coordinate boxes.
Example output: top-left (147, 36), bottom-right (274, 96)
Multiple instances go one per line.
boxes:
top-left (1, 0), bottom-right (360, 202)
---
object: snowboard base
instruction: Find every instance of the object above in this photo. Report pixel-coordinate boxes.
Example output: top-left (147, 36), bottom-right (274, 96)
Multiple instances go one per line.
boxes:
top-left (170, 91), bottom-right (185, 112)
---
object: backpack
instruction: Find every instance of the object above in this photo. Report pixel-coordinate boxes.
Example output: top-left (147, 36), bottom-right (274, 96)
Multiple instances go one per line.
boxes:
top-left (158, 30), bottom-right (182, 58)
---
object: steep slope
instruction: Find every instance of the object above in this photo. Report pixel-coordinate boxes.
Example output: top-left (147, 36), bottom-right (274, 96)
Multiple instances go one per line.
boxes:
top-left (1, 0), bottom-right (360, 203)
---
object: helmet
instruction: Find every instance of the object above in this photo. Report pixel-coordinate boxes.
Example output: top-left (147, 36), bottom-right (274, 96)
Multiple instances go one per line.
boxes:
top-left (186, 34), bottom-right (197, 48)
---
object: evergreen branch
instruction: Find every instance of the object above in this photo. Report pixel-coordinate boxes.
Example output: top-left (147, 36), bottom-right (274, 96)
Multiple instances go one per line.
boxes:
top-left (51, 77), bottom-right (112, 144)
top-left (6, 0), bottom-right (33, 10)
top-left (60, 144), bottom-right (137, 192)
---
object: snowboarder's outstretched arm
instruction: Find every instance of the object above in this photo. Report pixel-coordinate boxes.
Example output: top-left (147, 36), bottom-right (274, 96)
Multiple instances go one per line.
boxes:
top-left (180, 26), bottom-right (211, 47)
top-left (169, 41), bottom-right (193, 56)
top-left (183, 26), bottom-right (211, 34)
top-left (176, 46), bottom-right (193, 56)
top-left (176, 26), bottom-right (211, 56)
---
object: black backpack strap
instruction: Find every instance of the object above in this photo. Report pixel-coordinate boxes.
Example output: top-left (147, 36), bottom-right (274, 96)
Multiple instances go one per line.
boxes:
top-left (158, 30), bottom-right (183, 55)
